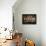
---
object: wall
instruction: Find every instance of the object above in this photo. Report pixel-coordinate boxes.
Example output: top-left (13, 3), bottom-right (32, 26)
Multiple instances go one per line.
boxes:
top-left (0, 0), bottom-right (16, 30)
top-left (13, 0), bottom-right (41, 46)
top-left (41, 0), bottom-right (46, 46)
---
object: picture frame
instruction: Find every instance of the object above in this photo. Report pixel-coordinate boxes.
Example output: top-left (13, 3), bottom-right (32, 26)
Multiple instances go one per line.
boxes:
top-left (22, 14), bottom-right (37, 24)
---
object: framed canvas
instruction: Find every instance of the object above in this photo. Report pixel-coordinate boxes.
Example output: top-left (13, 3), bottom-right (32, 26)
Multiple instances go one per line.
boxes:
top-left (22, 14), bottom-right (37, 24)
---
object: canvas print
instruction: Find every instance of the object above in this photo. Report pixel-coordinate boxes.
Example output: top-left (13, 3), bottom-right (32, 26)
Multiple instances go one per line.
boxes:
top-left (22, 14), bottom-right (36, 24)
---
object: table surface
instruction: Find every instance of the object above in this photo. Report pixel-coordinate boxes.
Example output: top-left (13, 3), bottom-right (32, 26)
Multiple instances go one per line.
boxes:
top-left (0, 39), bottom-right (16, 46)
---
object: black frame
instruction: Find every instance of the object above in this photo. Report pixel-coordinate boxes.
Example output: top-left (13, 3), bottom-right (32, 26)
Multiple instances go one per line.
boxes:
top-left (22, 14), bottom-right (36, 24)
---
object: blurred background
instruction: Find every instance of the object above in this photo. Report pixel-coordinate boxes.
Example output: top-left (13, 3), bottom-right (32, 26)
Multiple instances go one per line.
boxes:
top-left (0, 0), bottom-right (46, 46)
